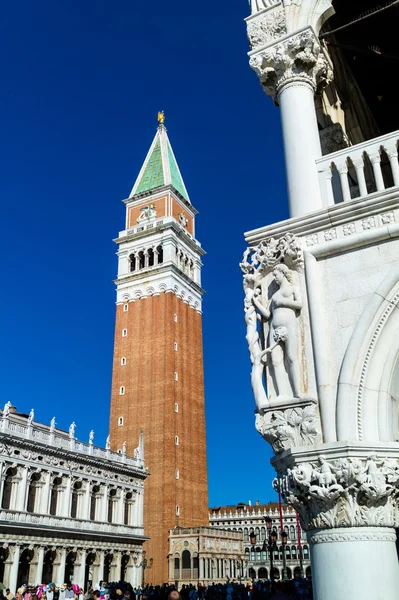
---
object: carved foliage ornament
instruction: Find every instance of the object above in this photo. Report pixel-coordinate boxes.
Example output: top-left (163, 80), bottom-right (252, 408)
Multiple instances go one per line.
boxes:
top-left (247, 6), bottom-right (286, 50)
top-left (249, 29), bottom-right (333, 99)
top-left (256, 404), bottom-right (321, 454)
top-left (274, 455), bottom-right (399, 530)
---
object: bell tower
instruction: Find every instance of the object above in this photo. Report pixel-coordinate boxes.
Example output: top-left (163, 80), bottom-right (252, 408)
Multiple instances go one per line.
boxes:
top-left (109, 113), bottom-right (209, 584)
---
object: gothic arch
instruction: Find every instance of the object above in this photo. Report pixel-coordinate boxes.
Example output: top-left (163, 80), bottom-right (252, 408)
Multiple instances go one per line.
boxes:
top-left (337, 263), bottom-right (399, 442)
top-left (285, 0), bottom-right (334, 34)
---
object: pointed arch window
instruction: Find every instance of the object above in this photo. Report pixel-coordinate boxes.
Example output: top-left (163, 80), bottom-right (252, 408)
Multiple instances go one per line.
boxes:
top-left (121, 357), bottom-right (127, 366)
top-left (120, 386), bottom-right (125, 396)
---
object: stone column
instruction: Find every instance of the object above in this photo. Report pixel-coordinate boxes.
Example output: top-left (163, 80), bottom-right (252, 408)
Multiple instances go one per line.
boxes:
top-left (40, 472), bottom-right (51, 514)
top-left (54, 548), bottom-right (66, 585)
top-left (63, 477), bottom-right (72, 517)
top-left (274, 449), bottom-right (399, 600)
top-left (93, 550), bottom-right (105, 586)
top-left (9, 545), bottom-right (20, 593)
top-left (35, 546), bottom-right (45, 585)
top-left (75, 550), bottom-right (86, 589)
top-left (15, 467), bottom-right (27, 510)
top-left (248, 24), bottom-right (332, 218)
top-left (199, 557), bottom-right (204, 581)
top-left (110, 551), bottom-right (121, 581)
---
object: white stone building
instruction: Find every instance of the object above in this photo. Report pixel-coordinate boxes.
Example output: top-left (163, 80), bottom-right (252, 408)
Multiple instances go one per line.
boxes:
top-left (242, 1), bottom-right (399, 599)
top-left (0, 404), bottom-right (147, 593)
top-left (209, 502), bottom-right (311, 580)
top-left (168, 526), bottom-right (246, 586)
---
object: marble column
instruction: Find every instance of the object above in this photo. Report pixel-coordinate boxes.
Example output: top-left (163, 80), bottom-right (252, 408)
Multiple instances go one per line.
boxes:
top-left (75, 549), bottom-right (86, 589)
top-left (274, 450), bottom-right (399, 600)
top-left (9, 545), bottom-right (20, 593)
top-left (35, 546), bottom-right (45, 585)
top-left (248, 27), bottom-right (332, 218)
top-left (62, 477), bottom-right (72, 517)
top-left (54, 548), bottom-right (66, 585)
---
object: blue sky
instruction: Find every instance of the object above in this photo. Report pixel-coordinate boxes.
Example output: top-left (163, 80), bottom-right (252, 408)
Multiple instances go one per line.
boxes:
top-left (0, 1), bottom-right (288, 506)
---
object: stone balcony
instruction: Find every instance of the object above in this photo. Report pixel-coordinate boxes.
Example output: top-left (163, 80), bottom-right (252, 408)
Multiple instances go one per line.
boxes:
top-left (317, 130), bottom-right (399, 206)
top-left (0, 508), bottom-right (145, 538)
top-left (1, 412), bottom-right (145, 471)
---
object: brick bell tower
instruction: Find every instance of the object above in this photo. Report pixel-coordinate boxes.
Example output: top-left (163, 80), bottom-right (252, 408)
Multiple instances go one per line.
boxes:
top-left (109, 113), bottom-right (209, 584)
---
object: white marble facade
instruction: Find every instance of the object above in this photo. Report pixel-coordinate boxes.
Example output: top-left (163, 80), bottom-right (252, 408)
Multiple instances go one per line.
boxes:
top-left (243, 1), bottom-right (399, 599)
top-left (0, 405), bottom-right (147, 592)
top-left (168, 527), bottom-right (246, 586)
top-left (209, 502), bottom-right (311, 580)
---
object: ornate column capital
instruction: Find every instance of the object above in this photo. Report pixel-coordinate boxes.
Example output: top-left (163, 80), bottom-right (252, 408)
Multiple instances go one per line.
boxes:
top-left (248, 27), bottom-right (332, 101)
top-left (273, 451), bottom-right (399, 531)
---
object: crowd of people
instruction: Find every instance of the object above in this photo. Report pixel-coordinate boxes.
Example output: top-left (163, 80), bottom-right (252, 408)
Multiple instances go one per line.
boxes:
top-left (0, 578), bottom-right (312, 600)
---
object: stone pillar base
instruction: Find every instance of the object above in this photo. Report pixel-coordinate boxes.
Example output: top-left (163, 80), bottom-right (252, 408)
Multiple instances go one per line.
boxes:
top-left (309, 527), bottom-right (399, 600)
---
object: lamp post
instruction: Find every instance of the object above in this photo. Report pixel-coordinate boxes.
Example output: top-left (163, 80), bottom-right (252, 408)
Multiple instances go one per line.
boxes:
top-left (264, 517), bottom-right (278, 584)
top-left (133, 551), bottom-right (153, 588)
top-left (281, 529), bottom-right (288, 581)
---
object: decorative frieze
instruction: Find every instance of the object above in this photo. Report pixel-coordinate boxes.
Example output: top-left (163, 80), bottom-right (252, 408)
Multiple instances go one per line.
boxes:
top-left (247, 5), bottom-right (286, 50)
top-left (274, 454), bottom-right (399, 531)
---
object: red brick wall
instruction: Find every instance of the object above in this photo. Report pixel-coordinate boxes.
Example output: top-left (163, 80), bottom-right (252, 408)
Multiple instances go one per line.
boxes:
top-left (109, 293), bottom-right (208, 584)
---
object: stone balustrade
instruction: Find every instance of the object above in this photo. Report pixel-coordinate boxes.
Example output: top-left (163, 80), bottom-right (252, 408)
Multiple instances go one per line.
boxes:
top-left (0, 508), bottom-right (143, 537)
top-left (316, 130), bottom-right (399, 206)
top-left (1, 413), bottom-right (144, 470)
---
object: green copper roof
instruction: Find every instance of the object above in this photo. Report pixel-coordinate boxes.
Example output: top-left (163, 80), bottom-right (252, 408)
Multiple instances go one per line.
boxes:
top-left (130, 125), bottom-right (190, 203)
top-left (135, 138), bottom-right (164, 195)
top-left (167, 140), bottom-right (187, 200)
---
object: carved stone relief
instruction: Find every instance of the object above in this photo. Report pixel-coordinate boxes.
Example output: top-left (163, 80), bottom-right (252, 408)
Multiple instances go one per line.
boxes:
top-left (249, 28), bottom-right (333, 100)
top-left (256, 402), bottom-right (321, 454)
top-left (274, 454), bottom-right (399, 530)
top-left (241, 232), bottom-right (320, 453)
top-left (247, 6), bottom-right (286, 50)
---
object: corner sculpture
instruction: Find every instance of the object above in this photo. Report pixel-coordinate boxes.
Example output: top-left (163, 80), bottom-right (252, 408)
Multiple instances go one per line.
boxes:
top-left (241, 233), bottom-right (321, 454)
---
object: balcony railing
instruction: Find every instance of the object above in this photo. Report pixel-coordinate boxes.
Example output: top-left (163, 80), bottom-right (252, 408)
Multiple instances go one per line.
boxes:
top-left (0, 508), bottom-right (144, 537)
top-left (1, 416), bottom-right (144, 471)
top-left (316, 130), bottom-right (399, 206)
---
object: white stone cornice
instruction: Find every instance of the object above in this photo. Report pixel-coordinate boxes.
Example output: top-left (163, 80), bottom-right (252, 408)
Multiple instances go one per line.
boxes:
top-left (115, 217), bottom-right (205, 256)
top-left (245, 189), bottom-right (399, 246)
top-left (116, 266), bottom-right (203, 312)
top-left (0, 435), bottom-right (146, 485)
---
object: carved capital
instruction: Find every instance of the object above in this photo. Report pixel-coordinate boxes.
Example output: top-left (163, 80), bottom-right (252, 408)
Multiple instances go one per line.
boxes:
top-left (274, 454), bottom-right (399, 531)
top-left (249, 28), bottom-right (333, 100)
top-left (256, 400), bottom-right (321, 454)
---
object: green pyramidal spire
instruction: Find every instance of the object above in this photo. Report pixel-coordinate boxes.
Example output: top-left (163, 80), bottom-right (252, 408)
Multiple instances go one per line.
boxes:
top-left (130, 114), bottom-right (190, 203)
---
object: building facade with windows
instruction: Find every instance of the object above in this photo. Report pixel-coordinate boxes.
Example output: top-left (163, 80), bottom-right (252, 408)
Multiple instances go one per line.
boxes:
top-left (242, 2), bottom-right (399, 599)
top-left (108, 114), bottom-right (209, 584)
top-left (168, 527), bottom-right (246, 586)
top-left (0, 404), bottom-right (147, 592)
top-left (209, 502), bottom-right (311, 580)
